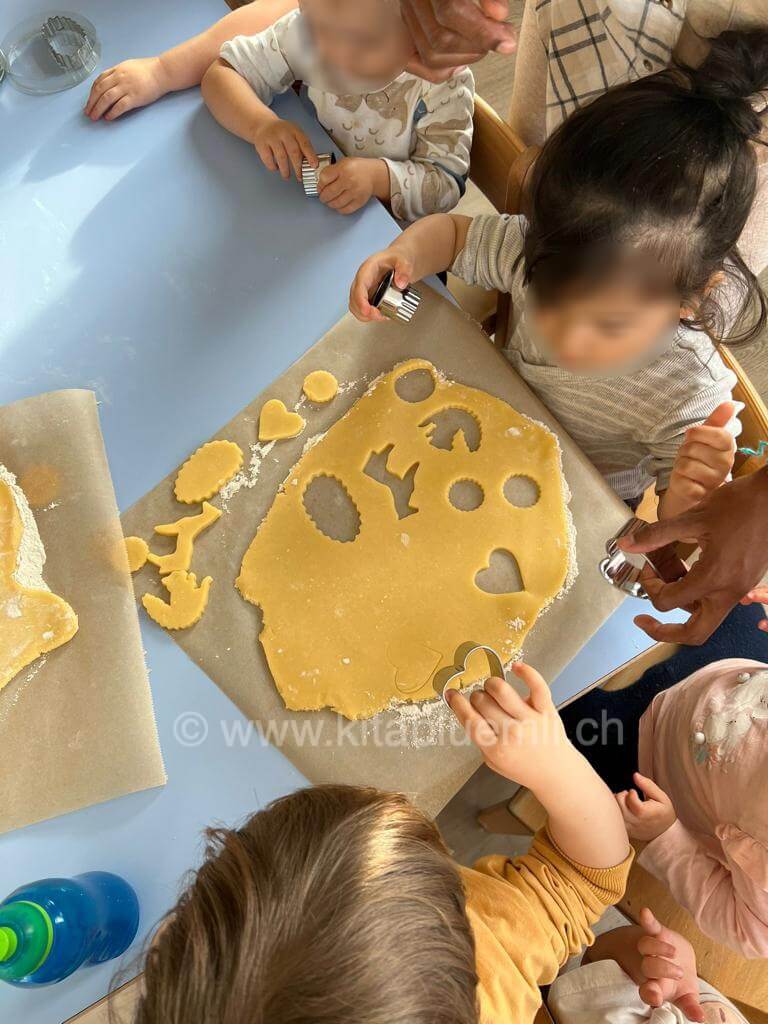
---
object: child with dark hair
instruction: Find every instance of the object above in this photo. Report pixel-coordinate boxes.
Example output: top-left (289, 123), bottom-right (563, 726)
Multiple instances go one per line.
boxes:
top-left (132, 665), bottom-right (632, 1024)
top-left (350, 31), bottom-right (768, 514)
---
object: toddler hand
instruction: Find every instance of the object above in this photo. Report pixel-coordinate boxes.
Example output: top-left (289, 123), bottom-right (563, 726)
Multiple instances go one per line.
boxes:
top-left (318, 157), bottom-right (382, 215)
top-left (84, 57), bottom-right (169, 121)
top-left (665, 402), bottom-right (737, 516)
top-left (615, 772), bottom-right (676, 841)
top-left (349, 248), bottom-right (415, 323)
top-left (636, 908), bottom-right (704, 1021)
top-left (741, 587), bottom-right (768, 632)
top-left (252, 118), bottom-right (317, 182)
top-left (446, 663), bottom-right (573, 791)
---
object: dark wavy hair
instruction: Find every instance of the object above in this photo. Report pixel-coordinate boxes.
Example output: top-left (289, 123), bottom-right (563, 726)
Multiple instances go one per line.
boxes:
top-left (521, 30), bottom-right (768, 344)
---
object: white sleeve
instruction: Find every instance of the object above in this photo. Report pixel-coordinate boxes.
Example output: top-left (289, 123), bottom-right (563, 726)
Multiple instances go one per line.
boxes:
top-left (219, 11), bottom-right (305, 107)
top-left (386, 71), bottom-right (474, 222)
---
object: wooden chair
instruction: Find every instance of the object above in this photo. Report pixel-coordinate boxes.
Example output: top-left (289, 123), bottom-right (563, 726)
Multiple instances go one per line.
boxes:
top-left (722, 343), bottom-right (768, 478)
top-left (447, 96), bottom-right (538, 341)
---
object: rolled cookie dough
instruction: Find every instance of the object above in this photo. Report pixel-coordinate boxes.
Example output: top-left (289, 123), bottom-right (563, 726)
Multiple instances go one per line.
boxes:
top-left (174, 440), bottom-right (243, 504)
top-left (302, 370), bottom-right (339, 404)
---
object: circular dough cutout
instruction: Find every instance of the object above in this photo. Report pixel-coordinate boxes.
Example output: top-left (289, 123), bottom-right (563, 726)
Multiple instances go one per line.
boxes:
top-left (303, 370), bottom-right (339, 404)
top-left (125, 536), bottom-right (149, 572)
top-left (503, 474), bottom-right (540, 508)
top-left (448, 479), bottom-right (484, 511)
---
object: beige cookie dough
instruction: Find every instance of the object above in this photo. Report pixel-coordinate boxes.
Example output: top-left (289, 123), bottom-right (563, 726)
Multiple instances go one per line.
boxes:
top-left (142, 570), bottom-right (211, 630)
top-left (302, 370), bottom-right (339, 404)
top-left (0, 476), bottom-right (78, 692)
top-left (147, 502), bottom-right (221, 575)
top-left (258, 399), bottom-right (305, 441)
top-left (124, 536), bottom-right (149, 572)
top-left (238, 358), bottom-right (573, 720)
top-left (174, 440), bottom-right (243, 504)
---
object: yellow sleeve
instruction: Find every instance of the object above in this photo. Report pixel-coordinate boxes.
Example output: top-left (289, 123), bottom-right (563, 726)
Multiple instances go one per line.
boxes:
top-left (461, 830), bottom-right (633, 1023)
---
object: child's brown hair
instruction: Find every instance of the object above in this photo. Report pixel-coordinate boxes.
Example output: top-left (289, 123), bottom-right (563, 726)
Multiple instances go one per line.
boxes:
top-left (130, 785), bottom-right (478, 1024)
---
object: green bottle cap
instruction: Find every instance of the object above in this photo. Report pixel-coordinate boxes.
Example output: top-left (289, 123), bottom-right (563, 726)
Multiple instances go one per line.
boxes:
top-left (0, 901), bottom-right (53, 982)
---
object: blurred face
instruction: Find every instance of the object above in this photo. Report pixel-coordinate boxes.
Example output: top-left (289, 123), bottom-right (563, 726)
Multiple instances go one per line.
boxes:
top-left (300, 0), bottom-right (413, 82)
top-left (530, 281), bottom-right (683, 373)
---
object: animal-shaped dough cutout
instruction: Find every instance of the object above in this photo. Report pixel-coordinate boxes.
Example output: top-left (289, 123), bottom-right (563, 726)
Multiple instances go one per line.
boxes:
top-left (258, 400), bottom-right (305, 441)
top-left (142, 571), bottom-right (211, 630)
top-left (124, 536), bottom-right (149, 572)
top-left (147, 502), bottom-right (221, 575)
top-left (174, 440), bottom-right (243, 504)
top-left (0, 479), bottom-right (78, 692)
top-left (238, 359), bottom-right (574, 719)
top-left (302, 371), bottom-right (339, 404)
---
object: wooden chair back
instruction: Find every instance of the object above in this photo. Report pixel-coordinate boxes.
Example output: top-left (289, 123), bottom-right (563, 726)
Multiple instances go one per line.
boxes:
top-left (721, 344), bottom-right (768, 478)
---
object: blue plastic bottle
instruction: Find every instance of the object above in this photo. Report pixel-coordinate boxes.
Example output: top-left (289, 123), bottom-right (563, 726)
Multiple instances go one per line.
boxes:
top-left (0, 872), bottom-right (139, 986)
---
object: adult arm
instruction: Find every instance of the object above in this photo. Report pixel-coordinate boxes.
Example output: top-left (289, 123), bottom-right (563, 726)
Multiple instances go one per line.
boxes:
top-left (619, 466), bottom-right (768, 644)
top-left (85, 0), bottom-right (297, 120)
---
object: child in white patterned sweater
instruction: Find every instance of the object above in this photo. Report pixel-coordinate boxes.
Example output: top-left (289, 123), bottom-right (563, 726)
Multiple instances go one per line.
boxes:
top-left (200, 0), bottom-right (474, 222)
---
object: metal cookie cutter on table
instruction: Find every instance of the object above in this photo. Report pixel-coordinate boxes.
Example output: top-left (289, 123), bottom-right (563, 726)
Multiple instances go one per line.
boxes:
top-left (301, 153), bottom-right (335, 196)
top-left (598, 516), bottom-right (688, 599)
top-left (371, 269), bottom-right (421, 323)
top-left (435, 643), bottom-right (506, 704)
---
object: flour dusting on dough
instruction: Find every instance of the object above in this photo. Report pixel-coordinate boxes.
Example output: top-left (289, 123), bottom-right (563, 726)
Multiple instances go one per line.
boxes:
top-left (0, 465), bottom-right (49, 593)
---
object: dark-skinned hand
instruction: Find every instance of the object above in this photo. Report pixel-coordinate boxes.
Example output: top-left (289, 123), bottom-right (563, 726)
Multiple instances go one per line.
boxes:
top-left (619, 468), bottom-right (768, 644)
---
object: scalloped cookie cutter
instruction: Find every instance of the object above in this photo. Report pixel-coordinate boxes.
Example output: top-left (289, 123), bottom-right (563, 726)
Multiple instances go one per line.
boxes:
top-left (435, 642), bottom-right (506, 704)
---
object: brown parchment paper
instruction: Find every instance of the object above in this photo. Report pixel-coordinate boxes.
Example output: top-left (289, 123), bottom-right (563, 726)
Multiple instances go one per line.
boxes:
top-left (123, 289), bottom-right (629, 817)
top-left (0, 390), bottom-right (166, 834)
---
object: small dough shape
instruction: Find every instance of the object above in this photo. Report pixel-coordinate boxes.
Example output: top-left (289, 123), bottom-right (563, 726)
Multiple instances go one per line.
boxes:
top-left (259, 399), bottom-right (306, 441)
top-left (124, 536), bottom-right (149, 573)
top-left (238, 359), bottom-right (573, 720)
top-left (0, 480), bottom-right (78, 692)
top-left (174, 440), bottom-right (243, 504)
top-left (142, 571), bottom-right (211, 630)
top-left (303, 370), bottom-right (339, 404)
top-left (147, 502), bottom-right (221, 575)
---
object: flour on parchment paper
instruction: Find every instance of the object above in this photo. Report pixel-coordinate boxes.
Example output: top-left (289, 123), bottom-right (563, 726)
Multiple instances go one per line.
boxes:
top-left (0, 464), bottom-right (49, 594)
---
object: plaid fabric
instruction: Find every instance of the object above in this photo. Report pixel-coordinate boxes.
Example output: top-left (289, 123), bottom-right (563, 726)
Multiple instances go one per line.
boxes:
top-left (536, 0), bottom-right (686, 134)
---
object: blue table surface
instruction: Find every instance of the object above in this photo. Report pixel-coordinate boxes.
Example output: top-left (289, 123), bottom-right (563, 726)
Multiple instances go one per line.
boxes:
top-left (0, 1), bottom-right (684, 1019)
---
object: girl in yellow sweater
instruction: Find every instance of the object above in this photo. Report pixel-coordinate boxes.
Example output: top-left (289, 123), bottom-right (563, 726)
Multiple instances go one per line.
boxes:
top-left (132, 664), bottom-right (632, 1024)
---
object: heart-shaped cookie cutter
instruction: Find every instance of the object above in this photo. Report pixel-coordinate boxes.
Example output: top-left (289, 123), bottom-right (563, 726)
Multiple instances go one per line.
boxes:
top-left (434, 642), bottom-right (506, 704)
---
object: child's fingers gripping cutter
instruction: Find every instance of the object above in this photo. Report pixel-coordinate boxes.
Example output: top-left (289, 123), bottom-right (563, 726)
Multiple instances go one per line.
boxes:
top-left (435, 643), bottom-right (506, 704)
top-left (301, 153), bottom-right (336, 196)
top-left (370, 270), bottom-right (421, 323)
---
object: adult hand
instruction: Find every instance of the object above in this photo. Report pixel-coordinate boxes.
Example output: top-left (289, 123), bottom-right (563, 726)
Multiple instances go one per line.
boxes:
top-left (401, 0), bottom-right (516, 75)
top-left (615, 773), bottom-right (676, 842)
top-left (636, 908), bottom-right (704, 1021)
top-left (619, 468), bottom-right (768, 644)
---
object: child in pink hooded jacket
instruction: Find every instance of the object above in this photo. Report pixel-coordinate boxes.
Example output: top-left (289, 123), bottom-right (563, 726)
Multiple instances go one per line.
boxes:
top-left (563, 598), bottom-right (768, 959)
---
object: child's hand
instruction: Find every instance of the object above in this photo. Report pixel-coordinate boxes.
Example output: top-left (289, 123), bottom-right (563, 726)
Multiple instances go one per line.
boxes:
top-left (741, 587), bottom-right (768, 632)
top-left (349, 248), bottom-right (415, 324)
top-left (663, 402), bottom-right (737, 517)
top-left (446, 663), bottom-right (574, 791)
top-left (84, 57), bottom-right (169, 121)
top-left (318, 157), bottom-right (386, 216)
top-left (636, 908), bottom-right (704, 1021)
top-left (615, 772), bottom-right (676, 841)
top-left (252, 118), bottom-right (317, 182)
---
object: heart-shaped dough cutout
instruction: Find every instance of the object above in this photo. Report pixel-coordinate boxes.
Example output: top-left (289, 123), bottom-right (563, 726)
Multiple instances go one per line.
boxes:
top-left (259, 400), bottom-right (306, 442)
top-left (434, 643), bottom-right (506, 701)
top-left (474, 548), bottom-right (524, 595)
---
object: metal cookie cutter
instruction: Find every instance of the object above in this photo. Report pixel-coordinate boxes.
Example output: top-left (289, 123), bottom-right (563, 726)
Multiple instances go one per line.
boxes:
top-left (301, 153), bottom-right (335, 196)
top-left (42, 14), bottom-right (94, 72)
top-left (599, 518), bottom-right (650, 599)
top-left (371, 269), bottom-right (421, 324)
top-left (435, 643), bottom-right (506, 704)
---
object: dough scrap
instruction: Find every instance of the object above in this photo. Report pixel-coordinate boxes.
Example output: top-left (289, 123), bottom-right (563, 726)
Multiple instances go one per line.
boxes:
top-left (142, 570), bottom-right (211, 630)
top-left (124, 536), bottom-right (149, 572)
top-left (303, 370), bottom-right (339, 404)
top-left (147, 502), bottom-right (221, 575)
top-left (237, 359), bottom-right (574, 720)
top-left (259, 399), bottom-right (305, 441)
top-left (0, 479), bottom-right (78, 692)
top-left (174, 440), bottom-right (243, 504)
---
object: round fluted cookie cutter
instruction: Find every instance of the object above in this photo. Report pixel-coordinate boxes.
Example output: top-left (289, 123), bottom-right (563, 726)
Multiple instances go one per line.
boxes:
top-left (301, 153), bottom-right (335, 196)
top-left (435, 643), bottom-right (506, 705)
top-left (370, 269), bottom-right (421, 324)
